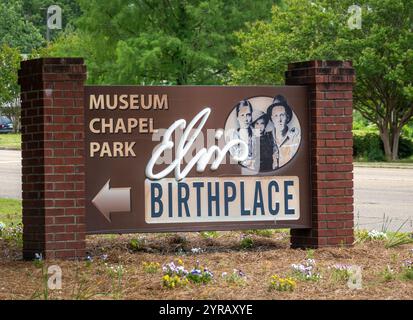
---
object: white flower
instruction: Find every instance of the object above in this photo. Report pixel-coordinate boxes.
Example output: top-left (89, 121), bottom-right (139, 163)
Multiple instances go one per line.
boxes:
top-left (221, 272), bottom-right (228, 278)
top-left (368, 230), bottom-right (387, 239)
top-left (0, 222), bottom-right (5, 231)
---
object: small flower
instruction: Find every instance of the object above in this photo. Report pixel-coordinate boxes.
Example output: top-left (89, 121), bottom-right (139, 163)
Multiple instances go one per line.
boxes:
top-left (34, 253), bottom-right (43, 261)
top-left (0, 222), bottom-right (6, 231)
top-left (221, 272), bottom-right (228, 278)
top-left (190, 269), bottom-right (202, 276)
top-left (403, 260), bottom-right (412, 269)
top-left (330, 264), bottom-right (352, 271)
top-left (368, 230), bottom-right (387, 239)
top-left (85, 255), bottom-right (93, 262)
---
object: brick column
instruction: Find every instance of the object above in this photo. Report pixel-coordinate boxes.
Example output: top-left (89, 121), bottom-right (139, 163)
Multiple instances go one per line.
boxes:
top-left (18, 58), bottom-right (87, 260)
top-left (285, 60), bottom-right (355, 248)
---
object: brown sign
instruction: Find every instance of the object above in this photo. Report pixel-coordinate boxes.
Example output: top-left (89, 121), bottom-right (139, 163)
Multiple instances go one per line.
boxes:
top-left (85, 86), bottom-right (310, 234)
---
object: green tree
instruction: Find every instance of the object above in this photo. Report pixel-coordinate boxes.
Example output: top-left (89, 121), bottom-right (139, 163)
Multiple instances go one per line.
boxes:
top-left (0, 44), bottom-right (22, 133)
top-left (47, 0), bottom-right (278, 85)
top-left (0, 0), bottom-right (44, 52)
top-left (21, 0), bottom-right (82, 42)
top-left (230, 0), bottom-right (413, 161)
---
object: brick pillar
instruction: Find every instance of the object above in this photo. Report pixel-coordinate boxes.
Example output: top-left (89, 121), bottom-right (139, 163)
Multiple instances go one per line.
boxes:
top-left (18, 58), bottom-right (87, 260)
top-left (285, 60), bottom-right (355, 248)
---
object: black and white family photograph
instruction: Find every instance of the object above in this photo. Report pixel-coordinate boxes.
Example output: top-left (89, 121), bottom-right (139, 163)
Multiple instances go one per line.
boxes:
top-left (225, 95), bottom-right (301, 172)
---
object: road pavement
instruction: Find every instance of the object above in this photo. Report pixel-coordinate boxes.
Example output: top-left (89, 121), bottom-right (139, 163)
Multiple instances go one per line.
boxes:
top-left (0, 150), bottom-right (21, 200)
top-left (0, 150), bottom-right (412, 232)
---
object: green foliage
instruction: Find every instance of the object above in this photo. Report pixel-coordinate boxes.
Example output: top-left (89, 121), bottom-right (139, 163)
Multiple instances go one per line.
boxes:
top-left (398, 138), bottom-right (413, 159)
top-left (0, 222), bottom-right (23, 248)
top-left (162, 274), bottom-right (188, 289)
top-left (128, 237), bottom-right (145, 252)
top-left (402, 123), bottom-right (413, 140)
top-left (384, 232), bottom-right (413, 249)
top-left (353, 131), bottom-right (413, 161)
top-left (222, 270), bottom-right (247, 287)
top-left (0, 0), bottom-right (44, 52)
top-left (244, 229), bottom-right (274, 237)
top-left (380, 266), bottom-right (396, 282)
top-left (199, 231), bottom-right (219, 239)
top-left (21, 0), bottom-right (81, 41)
top-left (142, 262), bottom-right (160, 274)
top-left (0, 198), bottom-right (22, 225)
top-left (401, 266), bottom-right (413, 280)
top-left (186, 270), bottom-right (213, 284)
top-left (46, 0), bottom-right (278, 85)
top-left (354, 229), bottom-right (387, 243)
top-left (353, 132), bottom-right (385, 161)
top-left (269, 275), bottom-right (296, 292)
top-left (330, 268), bottom-right (351, 283)
top-left (306, 249), bottom-right (315, 259)
top-left (231, 0), bottom-right (413, 161)
top-left (0, 133), bottom-right (21, 150)
top-left (0, 44), bottom-right (22, 132)
top-left (240, 235), bottom-right (254, 249)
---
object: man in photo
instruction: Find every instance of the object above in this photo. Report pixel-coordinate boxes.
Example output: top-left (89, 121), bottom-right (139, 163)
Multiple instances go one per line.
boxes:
top-left (266, 95), bottom-right (300, 168)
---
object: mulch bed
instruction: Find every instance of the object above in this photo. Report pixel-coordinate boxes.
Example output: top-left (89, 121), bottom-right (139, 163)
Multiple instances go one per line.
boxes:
top-left (0, 231), bottom-right (412, 300)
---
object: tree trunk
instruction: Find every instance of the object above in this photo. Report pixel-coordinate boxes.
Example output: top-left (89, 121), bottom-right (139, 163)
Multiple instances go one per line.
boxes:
top-left (379, 127), bottom-right (392, 161)
top-left (391, 127), bottom-right (401, 161)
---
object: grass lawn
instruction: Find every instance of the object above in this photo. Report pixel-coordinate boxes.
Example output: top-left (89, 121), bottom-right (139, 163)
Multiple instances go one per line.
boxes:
top-left (0, 133), bottom-right (21, 150)
top-left (0, 198), bottom-right (22, 226)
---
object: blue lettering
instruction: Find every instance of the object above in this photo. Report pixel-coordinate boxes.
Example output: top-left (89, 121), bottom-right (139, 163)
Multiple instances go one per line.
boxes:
top-left (178, 182), bottom-right (190, 217)
top-left (284, 180), bottom-right (295, 215)
top-left (192, 182), bottom-right (204, 217)
top-left (240, 181), bottom-right (250, 216)
top-left (223, 181), bottom-right (236, 216)
top-left (207, 182), bottom-right (220, 216)
top-left (151, 183), bottom-right (163, 218)
top-left (168, 182), bottom-right (173, 217)
top-left (253, 181), bottom-right (264, 215)
top-left (268, 181), bottom-right (280, 215)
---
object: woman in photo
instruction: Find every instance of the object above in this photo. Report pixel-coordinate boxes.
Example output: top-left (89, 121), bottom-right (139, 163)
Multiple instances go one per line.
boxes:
top-left (230, 99), bottom-right (254, 168)
top-left (266, 95), bottom-right (300, 168)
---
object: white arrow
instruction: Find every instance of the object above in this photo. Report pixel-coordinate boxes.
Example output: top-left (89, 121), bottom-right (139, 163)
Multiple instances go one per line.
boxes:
top-left (92, 180), bottom-right (131, 222)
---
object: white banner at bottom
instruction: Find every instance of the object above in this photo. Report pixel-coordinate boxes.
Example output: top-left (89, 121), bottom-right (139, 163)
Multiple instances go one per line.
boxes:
top-left (144, 176), bottom-right (300, 224)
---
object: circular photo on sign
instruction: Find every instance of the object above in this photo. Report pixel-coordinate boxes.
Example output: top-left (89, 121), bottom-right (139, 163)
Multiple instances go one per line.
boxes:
top-left (224, 95), bottom-right (301, 172)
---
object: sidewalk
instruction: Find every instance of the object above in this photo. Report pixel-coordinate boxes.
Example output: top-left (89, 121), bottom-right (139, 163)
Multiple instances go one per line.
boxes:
top-left (354, 162), bottom-right (413, 169)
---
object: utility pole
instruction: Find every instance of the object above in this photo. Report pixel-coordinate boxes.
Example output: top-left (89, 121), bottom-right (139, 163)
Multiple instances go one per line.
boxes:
top-left (43, 5), bottom-right (62, 42)
top-left (46, 8), bottom-right (50, 42)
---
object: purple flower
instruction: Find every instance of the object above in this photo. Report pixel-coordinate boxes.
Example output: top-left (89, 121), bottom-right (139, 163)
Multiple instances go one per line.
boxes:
top-left (191, 269), bottom-right (202, 276)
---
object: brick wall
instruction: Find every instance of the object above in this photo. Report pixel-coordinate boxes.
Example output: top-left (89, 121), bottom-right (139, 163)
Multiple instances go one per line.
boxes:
top-left (18, 58), bottom-right (87, 260)
top-left (285, 60), bottom-right (355, 248)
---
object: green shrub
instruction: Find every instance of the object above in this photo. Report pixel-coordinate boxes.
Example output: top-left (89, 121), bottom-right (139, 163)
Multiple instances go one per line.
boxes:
top-left (398, 138), bottom-right (413, 159)
top-left (353, 132), bottom-right (385, 161)
top-left (353, 131), bottom-right (413, 161)
top-left (244, 229), bottom-right (274, 237)
top-left (199, 231), bottom-right (219, 239)
top-left (129, 237), bottom-right (145, 252)
top-left (240, 236), bottom-right (254, 249)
